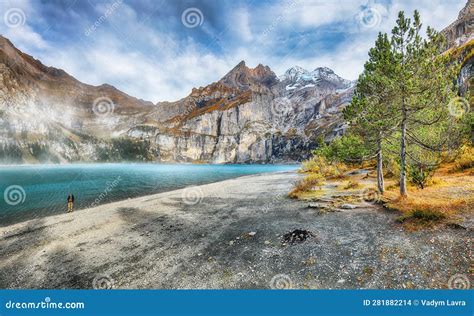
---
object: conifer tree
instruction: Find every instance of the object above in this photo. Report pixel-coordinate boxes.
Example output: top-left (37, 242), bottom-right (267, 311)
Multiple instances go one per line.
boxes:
top-left (345, 33), bottom-right (398, 194)
top-left (391, 11), bottom-right (461, 196)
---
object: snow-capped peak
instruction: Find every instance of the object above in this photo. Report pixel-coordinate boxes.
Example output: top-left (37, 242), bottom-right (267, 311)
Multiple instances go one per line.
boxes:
top-left (280, 66), bottom-right (309, 81)
top-left (280, 66), bottom-right (352, 91)
top-left (312, 67), bottom-right (335, 76)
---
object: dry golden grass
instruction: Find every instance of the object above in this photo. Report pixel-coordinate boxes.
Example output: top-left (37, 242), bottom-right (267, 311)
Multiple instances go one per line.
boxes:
top-left (290, 156), bottom-right (351, 199)
top-left (289, 173), bottom-right (325, 199)
top-left (384, 165), bottom-right (474, 229)
top-left (290, 151), bottom-right (473, 230)
top-left (453, 146), bottom-right (474, 171)
top-left (340, 180), bottom-right (361, 190)
top-left (300, 156), bottom-right (348, 179)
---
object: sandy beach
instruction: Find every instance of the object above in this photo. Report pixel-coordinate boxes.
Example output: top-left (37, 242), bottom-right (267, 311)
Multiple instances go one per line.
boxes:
top-left (0, 171), bottom-right (471, 289)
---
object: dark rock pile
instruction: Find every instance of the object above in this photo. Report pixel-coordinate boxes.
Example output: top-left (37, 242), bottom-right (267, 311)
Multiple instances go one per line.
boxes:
top-left (283, 229), bottom-right (315, 245)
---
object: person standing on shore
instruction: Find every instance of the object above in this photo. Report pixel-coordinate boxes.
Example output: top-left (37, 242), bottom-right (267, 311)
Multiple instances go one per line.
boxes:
top-left (67, 194), bottom-right (75, 213)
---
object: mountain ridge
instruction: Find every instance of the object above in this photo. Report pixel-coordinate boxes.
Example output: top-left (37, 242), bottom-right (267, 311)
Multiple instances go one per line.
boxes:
top-left (2, 7), bottom-right (471, 165)
top-left (0, 36), bottom-right (352, 163)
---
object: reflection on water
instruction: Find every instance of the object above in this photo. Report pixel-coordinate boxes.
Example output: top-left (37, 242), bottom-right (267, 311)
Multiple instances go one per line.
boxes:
top-left (0, 163), bottom-right (297, 226)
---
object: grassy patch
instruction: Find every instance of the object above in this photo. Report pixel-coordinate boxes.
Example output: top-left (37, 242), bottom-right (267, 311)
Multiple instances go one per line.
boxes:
top-left (341, 180), bottom-right (361, 190)
top-left (289, 173), bottom-right (325, 199)
top-left (291, 156), bottom-right (350, 199)
top-left (385, 162), bottom-right (474, 229)
top-left (396, 209), bottom-right (446, 224)
top-left (301, 156), bottom-right (348, 179)
top-left (454, 146), bottom-right (474, 171)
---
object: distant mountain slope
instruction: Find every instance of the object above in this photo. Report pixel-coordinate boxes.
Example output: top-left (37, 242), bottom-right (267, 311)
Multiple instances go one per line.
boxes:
top-left (131, 61), bottom-right (353, 163)
top-left (441, 0), bottom-right (473, 48)
top-left (441, 0), bottom-right (473, 97)
top-left (0, 1), bottom-right (471, 164)
top-left (0, 35), bottom-right (353, 164)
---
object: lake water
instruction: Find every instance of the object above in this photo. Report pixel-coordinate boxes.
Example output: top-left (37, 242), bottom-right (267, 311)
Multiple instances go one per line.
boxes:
top-left (0, 163), bottom-right (297, 226)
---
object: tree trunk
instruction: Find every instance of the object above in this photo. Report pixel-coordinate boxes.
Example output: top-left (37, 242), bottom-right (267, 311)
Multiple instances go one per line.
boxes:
top-left (400, 109), bottom-right (408, 197)
top-left (376, 139), bottom-right (384, 194)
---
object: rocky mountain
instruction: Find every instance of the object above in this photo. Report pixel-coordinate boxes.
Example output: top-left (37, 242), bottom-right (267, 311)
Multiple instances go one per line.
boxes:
top-left (137, 61), bottom-right (354, 163)
top-left (441, 0), bottom-right (473, 48)
top-left (1, 0), bottom-right (471, 165)
top-left (441, 0), bottom-right (473, 97)
top-left (280, 66), bottom-right (353, 91)
top-left (0, 35), bottom-right (353, 164)
top-left (0, 35), bottom-right (158, 163)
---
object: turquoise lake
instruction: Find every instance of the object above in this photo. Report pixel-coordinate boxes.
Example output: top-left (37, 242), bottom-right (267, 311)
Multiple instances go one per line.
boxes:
top-left (0, 163), bottom-right (297, 226)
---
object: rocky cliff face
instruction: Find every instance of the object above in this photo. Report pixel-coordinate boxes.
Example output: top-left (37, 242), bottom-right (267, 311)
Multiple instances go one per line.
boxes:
top-left (441, 0), bottom-right (473, 48)
top-left (0, 36), bottom-right (158, 163)
top-left (441, 0), bottom-right (473, 97)
top-left (0, 35), bottom-right (353, 164)
top-left (1, 0), bottom-right (471, 164)
top-left (129, 61), bottom-right (354, 163)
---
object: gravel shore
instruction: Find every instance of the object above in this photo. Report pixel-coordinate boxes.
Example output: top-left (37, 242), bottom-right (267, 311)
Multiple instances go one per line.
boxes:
top-left (0, 171), bottom-right (471, 289)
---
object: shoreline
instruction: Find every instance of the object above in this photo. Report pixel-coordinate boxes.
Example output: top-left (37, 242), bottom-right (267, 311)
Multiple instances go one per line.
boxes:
top-left (0, 170), bottom-right (297, 229)
top-left (0, 171), bottom-right (470, 289)
top-left (0, 162), bottom-right (302, 168)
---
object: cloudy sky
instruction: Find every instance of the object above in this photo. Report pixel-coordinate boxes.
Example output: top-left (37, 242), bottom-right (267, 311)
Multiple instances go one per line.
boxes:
top-left (0, 0), bottom-right (465, 102)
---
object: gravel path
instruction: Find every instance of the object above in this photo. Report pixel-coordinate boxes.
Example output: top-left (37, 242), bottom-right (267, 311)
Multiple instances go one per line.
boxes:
top-left (0, 171), bottom-right (471, 289)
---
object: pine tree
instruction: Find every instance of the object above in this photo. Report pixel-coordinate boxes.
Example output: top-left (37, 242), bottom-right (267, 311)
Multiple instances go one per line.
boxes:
top-left (344, 33), bottom-right (398, 194)
top-left (391, 11), bottom-right (461, 196)
top-left (347, 11), bottom-right (462, 197)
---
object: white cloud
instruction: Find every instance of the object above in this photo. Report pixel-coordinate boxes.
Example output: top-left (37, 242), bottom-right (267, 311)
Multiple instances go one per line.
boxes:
top-left (233, 7), bottom-right (253, 42)
top-left (3, 25), bottom-right (49, 50)
top-left (0, 0), bottom-right (467, 102)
